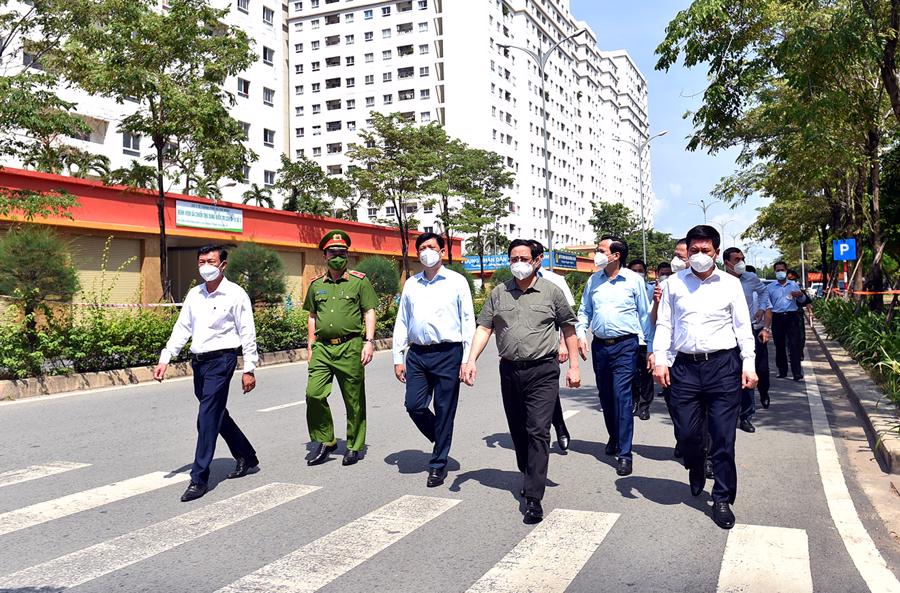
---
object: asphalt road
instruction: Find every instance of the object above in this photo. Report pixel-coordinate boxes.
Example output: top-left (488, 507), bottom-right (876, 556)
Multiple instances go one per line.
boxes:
top-left (0, 335), bottom-right (898, 593)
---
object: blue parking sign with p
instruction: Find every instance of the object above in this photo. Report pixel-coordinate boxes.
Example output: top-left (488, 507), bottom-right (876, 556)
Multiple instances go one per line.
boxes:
top-left (833, 238), bottom-right (856, 261)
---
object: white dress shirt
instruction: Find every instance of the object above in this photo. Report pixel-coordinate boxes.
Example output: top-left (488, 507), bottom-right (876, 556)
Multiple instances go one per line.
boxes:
top-left (653, 268), bottom-right (756, 373)
top-left (392, 266), bottom-right (476, 365)
top-left (537, 268), bottom-right (575, 306)
top-left (158, 277), bottom-right (259, 373)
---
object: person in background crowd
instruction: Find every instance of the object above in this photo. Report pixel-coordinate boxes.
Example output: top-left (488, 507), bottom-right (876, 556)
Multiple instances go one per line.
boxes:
top-left (787, 269), bottom-right (811, 357)
top-left (768, 261), bottom-right (804, 382)
top-left (627, 258), bottom-right (656, 421)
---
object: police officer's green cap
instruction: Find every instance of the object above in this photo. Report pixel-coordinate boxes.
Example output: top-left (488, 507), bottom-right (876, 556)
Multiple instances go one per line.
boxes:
top-left (319, 230), bottom-right (351, 251)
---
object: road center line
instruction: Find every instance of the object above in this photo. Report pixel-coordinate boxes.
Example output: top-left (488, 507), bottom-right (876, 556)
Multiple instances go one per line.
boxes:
top-left (257, 400), bottom-right (306, 413)
top-left (716, 524), bottom-right (812, 593)
top-left (802, 349), bottom-right (900, 593)
top-left (0, 462), bottom-right (91, 489)
top-left (562, 409), bottom-right (580, 420)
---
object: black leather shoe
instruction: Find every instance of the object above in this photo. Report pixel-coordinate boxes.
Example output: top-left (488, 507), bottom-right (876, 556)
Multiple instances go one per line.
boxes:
top-left (713, 502), bottom-right (735, 529)
top-left (523, 497), bottom-right (543, 524)
top-left (673, 443), bottom-right (683, 458)
top-left (616, 457), bottom-right (633, 476)
top-left (631, 403), bottom-right (639, 417)
top-left (638, 408), bottom-right (650, 421)
top-left (426, 467), bottom-right (446, 487)
top-left (605, 441), bottom-right (617, 456)
top-left (704, 458), bottom-right (714, 479)
top-left (227, 457), bottom-right (259, 479)
top-left (776, 373), bottom-right (787, 379)
top-left (689, 465), bottom-right (705, 497)
top-left (342, 449), bottom-right (360, 466)
top-left (739, 419), bottom-right (756, 433)
top-left (760, 392), bottom-right (770, 409)
top-left (793, 375), bottom-right (804, 382)
top-left (180, 482), bottom-right (207, 502)
top-left (307, 442), bottom-right (337, 466)
top-left (557, 431), bottom-right (570, 452)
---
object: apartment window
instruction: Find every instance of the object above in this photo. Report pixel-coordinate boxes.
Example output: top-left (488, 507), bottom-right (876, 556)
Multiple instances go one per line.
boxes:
top-left (240, 121), bottom-right (250, 139)
top-left (398, 0), bottom-right (412, 10)
top-left (347, 99), bottom-right (356, 109)
top-left (295, 84), bottom-right (304, 95)
top-left (122, 132), bottom-right (141, 156)
top-left (264, 170), bottom-right (275, 187)
top-left (383, 50), bottom-right (392, 61)
top-left (420, 111), bottom-right (431, 122)
top-left (398, 66), bottom-right (413, 79)
top-left (293, 1), bottom-right (301, 10)
top-left (420, 66), bottom-right (429, 76)
top-left (347, 120), bottom-right (356, 130)
top-left (295, 106), bottom-right (304, 116)
top-left (346, 77), bottom-right (355, 87)
top-left (365, 31), bottom-right (374, 42)
top-left (345, 34), bottom-right (354, 45)
top-left (423, 203), bottom-right (432, 213)
top-left (262, 5), bottom-right (274, 24)
top-left (295, 43), bottom-right (303, 53)
top-left (345, 56), bottom-right (355, 66)
top-left (398, 44), bottom-right (413, 56)
top-left (237, 78), bottom-right (250, 97)
top-left (345, 13), bottom-right (354, 22)
top-left (327, 165), bottom-right (343, 175)
top-left (312, 103), bottom-right (321, 114)
top-left (295, 127), bottom-right (305, 137)
top-left (366, 96), bottom-right (375, 107)
top-left (397, 22), bottom-right (413, 34)
top-left (312, 82), bottom-right (320, 93)
top-left (263, 128), bottom-right (275, 146)
top-left (312, 125), bottom-right (321, 135)
top-left (368, 207), bottom-right (378, 217)
top-left (383, 93), bottom-right (393, 104)
top-left (311, 40), bottom-right (320, 50)
top-left (420, 88), bottom-right (430, 99)
top-left (382, 28), bottom-right (391, 39)
top-left (237, 0), bottom-right (249, 13)
top-left (312, 147), bottom-right (322, 157)
top-left (418, 0), bottom-right (427, 8)
top-left (383, 72), bottom-right (392, 82)
top-left (326, 99), bottom-right (341, 110)
top-left (295, 64), bottom-right (304, 74)
top-left (364, 8), bottom-right (373, 19)
top-left (241, 165), bottom-right (250, 182)
top-left (325, 35), bottom-right (339, 46)
top-left (419, 21), bottom-right (428, 32)
top-left (294, 21), bottom-right (303, 30)
top-left (295, 149), bottom-right (304, 158)
top-left (262, 46), bottom-right (274, 65)
top-left (310, 0), bottom-right (318, 6)
top-left (382, 6), bottom-right (390, 16)
top-left (398, 89), bottom-right (414, 100)
top-left (419, 44), bottom-right (429, 54)
top-left (365, 74), bottom-right (374, 85)
top-left (325, 56), bottom-right (339, 67)
top-left (311, 19), bottom-right (319, 29)
top-left (405, 204), bottom-right (417, 214)
top-left (326, 121), bottom-right (342, 132)
top-left (365, 52), bottom-right (374, 62)
top-left (263, 87), bottom-right (274, 105)
top-left (386, 206), bottom-right (396, 215)
top-left (312, 61), bottom-right (320, 71)
top-left (325, 14), bottom-right (339, 24)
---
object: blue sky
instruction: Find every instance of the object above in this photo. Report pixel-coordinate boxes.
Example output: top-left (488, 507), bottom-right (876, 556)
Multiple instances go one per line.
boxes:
top-left (570, 0), bottom-right (778, 266)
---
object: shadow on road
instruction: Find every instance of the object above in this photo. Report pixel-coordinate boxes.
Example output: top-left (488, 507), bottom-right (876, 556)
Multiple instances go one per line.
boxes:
top-left (165, 457), bottom-right (245, 490)
top-left (383, 449), bottom-right (460, 475)
top-left (614, 475), bottom-right (710, 513)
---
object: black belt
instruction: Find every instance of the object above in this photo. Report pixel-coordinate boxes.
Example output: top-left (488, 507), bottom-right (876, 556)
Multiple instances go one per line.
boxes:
top-left (773, 311), bottom-right (799, 316)
top-left (675, 348), bottom-right (736, 363)
top-left (319, 332), bottom-right (360, 346)
top-left (193, 347), bottom-right (241, 362)
top-left (592, 334), bottom-right (637, 346)
top-left (500, 353), bottom-right (557, 369)
top-left (410, 342), bottom-right (462, 352)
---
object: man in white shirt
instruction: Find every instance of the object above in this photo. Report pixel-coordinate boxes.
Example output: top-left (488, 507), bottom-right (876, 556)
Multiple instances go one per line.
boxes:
top-left (393, 232), bottom-right (475, 487)
top-left (653, 225), bottom-right (757, 529)
top-left (154, 245), bottom-right (259, 503)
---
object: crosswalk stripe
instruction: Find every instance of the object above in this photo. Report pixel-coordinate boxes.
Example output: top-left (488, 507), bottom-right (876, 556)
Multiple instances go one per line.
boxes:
top-left (257, 400), bottom-right (306, 412)
top-left (0, 471), bottom-right (190, 537)
top-left (216, 494), bottom-right (460, 593)
top-left (716, 524), bottom-right (812, 593)
top-left (562, 409), bottom-right (580, 420)
top-left (0, 462), bottom-right (90, 488)
top-left (0, 482), bottom-right (318, 590)
top-left (464, 509), bottom-right (619, 593)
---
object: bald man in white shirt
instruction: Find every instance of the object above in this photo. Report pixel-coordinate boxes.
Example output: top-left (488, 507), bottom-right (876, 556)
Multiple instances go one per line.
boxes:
top-left (653, 225), bottom-right (757, 530)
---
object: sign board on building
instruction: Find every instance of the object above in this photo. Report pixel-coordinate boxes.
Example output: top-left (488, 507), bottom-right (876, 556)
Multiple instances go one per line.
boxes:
top-left (175, 200), bottom-right (243, 233)
top-left (543, 250), bottom-right (578, 271)
top-left (832, 238), bottom-right (856, 261)
top-left (462, 254), bottom-right (508, 272)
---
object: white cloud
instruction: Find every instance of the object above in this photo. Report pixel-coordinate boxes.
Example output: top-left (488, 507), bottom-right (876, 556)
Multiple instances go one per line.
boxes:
top-left (668, 182), bottom-right (683, 198)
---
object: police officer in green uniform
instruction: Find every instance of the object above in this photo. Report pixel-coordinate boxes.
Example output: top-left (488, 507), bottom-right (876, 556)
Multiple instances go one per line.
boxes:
top-left (303, 230), bottom-right (378, 466)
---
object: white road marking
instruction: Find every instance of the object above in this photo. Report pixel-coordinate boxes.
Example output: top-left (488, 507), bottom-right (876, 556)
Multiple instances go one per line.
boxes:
top-left (562, 409), bottom-right (580, 420)
top-left (465, 509), bottom-right (619, 593)
top-left (257, 400), bottom-right (306, 413)
top-left (0, 461), bottom-right (90, 488)
top-left (0, 471), bottom-right (190, 536)
top-left (216, 494), bottom-right (460, 593)
top-left (0, 482), bottom-right (318, 590)
top-left (716, 524), bottom-right (812, 593)
top-left (803, 349), bottom-right (900, 593)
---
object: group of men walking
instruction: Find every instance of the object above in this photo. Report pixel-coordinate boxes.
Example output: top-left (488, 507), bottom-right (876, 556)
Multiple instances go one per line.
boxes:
top-left (152, 224), bottom-right (809, 530)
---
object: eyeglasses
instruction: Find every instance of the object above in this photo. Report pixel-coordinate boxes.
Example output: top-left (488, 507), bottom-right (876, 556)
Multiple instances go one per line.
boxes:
top-left (509, 256), bottom-right (533, 264)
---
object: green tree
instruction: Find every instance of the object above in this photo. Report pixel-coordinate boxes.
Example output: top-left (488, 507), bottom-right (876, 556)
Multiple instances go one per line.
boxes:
top-left (0, 226), bottom-right (79, 345)
top-left (105, 160), bottom-right (157, 190)
top-left (51, 0), bottom-right (256, 301)
top-left (423, 135), bottom-right (469, 264)
top-left (226, 243), bottom-right (286, 305)
top-left (242, 184), bottom-right (274, 208)
top-left (588, 201), bottom-right (639, 241)
top-left (355, 255), bottom-right (400, 297)
top-left (277, 153), bottom-right (330, 215)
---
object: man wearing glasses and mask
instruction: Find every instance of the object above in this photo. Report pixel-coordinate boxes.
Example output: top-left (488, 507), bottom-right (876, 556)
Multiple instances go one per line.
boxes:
top-left (303, 230), bottom-right (378, 467)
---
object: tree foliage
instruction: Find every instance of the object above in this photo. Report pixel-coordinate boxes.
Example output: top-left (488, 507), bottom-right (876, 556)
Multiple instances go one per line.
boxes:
top-left (354, 255), bottom-right (400, 297)
top-left (226, 243), bottom-right (286, 305)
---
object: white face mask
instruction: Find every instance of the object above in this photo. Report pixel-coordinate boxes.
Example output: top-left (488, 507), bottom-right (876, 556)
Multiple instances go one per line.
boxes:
top-left (510, 261), bottom-right (533, 280)
top-left (670, 256), bottom-right (687, 272)
top-left (594, 252), bottom-right (609, 268)
top-left (689, 252), bottom-right (715, 273)
top-left (418, 248), bottom-right (441, 268)
top-left (733, 261), bottom-right (747, 275)
top-left (199, 263), bottom-right (222, 282)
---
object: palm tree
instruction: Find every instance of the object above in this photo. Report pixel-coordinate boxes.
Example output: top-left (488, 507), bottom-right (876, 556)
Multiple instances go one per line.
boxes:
top-left (242, 183), bottom-right (274, 208)
top-left (104, 160), bottom-right (157, 190)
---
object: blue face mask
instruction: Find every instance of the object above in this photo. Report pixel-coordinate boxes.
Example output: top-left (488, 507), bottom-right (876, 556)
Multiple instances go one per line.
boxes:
top-left (775, 271), bottom-right (787, 281)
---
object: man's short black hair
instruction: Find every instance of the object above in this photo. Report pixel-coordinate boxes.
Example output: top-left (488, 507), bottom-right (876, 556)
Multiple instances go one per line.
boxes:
top-left (197, 244), bottom-right (228, 261)
top-left (722, 247), bottom-right (743, 262)
top-left (676, 237), bottom-right (688, 247)
top-left (600, 235), bottom-right (629, 263)
top-left (508, 238), bottom-right (542, 259)
top-left (657, 262), bottom-right (672, 273)
top-left (528, 239), bottom-right (546, 257)
top-left (415, 232), bottom-right (445, 250)
top-left (628, 258), bottom-right (647, 271)
top-left (685, 225), bottom-right (721, 250)
top-left (774, 260), bottom-right (788, 270)
top-left (745, 264), bottom-right (757, 273)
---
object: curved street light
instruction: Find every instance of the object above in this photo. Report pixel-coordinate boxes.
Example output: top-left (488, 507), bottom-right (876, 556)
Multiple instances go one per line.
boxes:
top-left (613, 129), bottom-right (668, 264)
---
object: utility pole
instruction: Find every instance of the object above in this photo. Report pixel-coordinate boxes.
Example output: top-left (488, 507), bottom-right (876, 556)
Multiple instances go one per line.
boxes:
top-left (613, 130), bottom-right (668, 263)
top-left (688, 198), bottom-right (721, 224)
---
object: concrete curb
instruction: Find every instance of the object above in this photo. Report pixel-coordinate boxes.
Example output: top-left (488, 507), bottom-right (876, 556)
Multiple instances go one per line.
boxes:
top-left (0, 338), bottom-right (393, 402)
top-left (811, 320), bottom-right (900, 474)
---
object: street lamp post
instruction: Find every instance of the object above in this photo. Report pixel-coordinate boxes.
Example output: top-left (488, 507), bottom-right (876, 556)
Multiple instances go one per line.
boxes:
top-left (613, 129), bottom-right (668, 264)
top-left (499, 28), bottom-right (586, 270)
top-left (688, 198), bottom-right (721, 224)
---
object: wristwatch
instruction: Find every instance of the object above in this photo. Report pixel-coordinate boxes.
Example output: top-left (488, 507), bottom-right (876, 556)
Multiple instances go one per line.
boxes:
top-left (364, 338), bottom-right (375, 344)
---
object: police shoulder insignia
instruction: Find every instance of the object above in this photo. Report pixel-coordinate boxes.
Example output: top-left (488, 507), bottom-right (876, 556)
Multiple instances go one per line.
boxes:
top-left (349, 270), bottom-right (366, 279)
top-left (312, 272), bottom-right (326, 281)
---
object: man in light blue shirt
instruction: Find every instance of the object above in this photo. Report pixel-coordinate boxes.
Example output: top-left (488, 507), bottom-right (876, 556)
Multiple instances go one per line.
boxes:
top-left (393, 232), bottom-right (476, 487)
top-left (767, 261), bottom-right (804, 381)
top-left (576, 236), bottom-right (652, 477)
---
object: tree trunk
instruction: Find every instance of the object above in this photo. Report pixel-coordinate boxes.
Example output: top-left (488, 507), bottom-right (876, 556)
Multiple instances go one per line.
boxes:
top-left (155, 142), bottom-right (172, 302)
top-left (442, 195), bottom-right (453, 264)
top-left (818, 223), bottom-right (828, 288)
top-left (880, 0), bottom-right (900, 125)
top-left (866, 129), bottom-right (885, 311)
